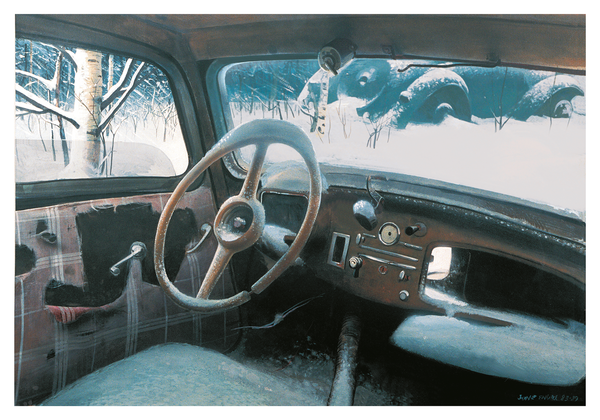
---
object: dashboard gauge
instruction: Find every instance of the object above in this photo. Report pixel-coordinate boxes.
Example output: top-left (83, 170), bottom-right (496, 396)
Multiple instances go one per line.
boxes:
top-left (379, 222), bottom-right (400, 245)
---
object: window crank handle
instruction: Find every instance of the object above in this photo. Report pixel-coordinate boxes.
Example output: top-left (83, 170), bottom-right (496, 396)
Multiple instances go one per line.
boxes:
top-left (110, 241), bottom-right (147, 276)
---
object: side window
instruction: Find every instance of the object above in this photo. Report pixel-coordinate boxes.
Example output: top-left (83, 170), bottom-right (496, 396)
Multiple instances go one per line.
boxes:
top-left (15, 38), bottom-right (188, 183)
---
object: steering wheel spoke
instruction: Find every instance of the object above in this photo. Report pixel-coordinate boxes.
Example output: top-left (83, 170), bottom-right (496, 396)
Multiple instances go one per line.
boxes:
top-left (239, 143), bottom-right (268, 200)
top-left (197, 244), bottom-right (234, 299)
top-left (154, 119), bottom-right (322, 313)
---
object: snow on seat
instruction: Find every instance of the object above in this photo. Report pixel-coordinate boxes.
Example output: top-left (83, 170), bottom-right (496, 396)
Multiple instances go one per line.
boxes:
top-left (41, 343), bottom-right (324, 406)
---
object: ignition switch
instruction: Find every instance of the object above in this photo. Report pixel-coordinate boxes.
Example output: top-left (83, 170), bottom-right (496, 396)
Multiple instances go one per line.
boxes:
top-left (348, 256), bottom-right (363, 278)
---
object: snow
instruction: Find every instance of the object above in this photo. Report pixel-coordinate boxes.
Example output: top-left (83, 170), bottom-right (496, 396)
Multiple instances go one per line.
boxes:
top-left (390, 312), bottom-right (585, 386)
top-left (41, 343), bottom-right (329, 405)
top-left (423, 288), bottom-right (468, 308)
top-left (15, 137), bottom-right (180, 182)
top-left (229, 99), bottom-right (585, 216)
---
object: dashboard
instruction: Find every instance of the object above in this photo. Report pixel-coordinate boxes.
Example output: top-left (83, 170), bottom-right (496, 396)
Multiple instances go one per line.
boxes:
top-left (259, 164), bottom-right (586, 323)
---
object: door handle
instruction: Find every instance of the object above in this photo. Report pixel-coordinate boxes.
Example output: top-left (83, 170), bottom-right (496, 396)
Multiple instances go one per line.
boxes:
top-left (110, 241), bottom-right (147, 276)
top-left (186, 223), bottom-right (212, 254)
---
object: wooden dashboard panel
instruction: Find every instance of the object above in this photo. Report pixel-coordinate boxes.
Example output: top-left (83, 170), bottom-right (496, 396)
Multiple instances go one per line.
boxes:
top-left (305, 188), bottom-right (585, 313)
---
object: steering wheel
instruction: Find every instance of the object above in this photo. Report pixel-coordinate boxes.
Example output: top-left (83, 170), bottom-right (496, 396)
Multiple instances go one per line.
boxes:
top-left (154, 119), bottom-right (322, 313)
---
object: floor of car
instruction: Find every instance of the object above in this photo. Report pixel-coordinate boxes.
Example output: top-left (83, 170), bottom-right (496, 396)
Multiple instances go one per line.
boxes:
top-left (223, 278), bottom-right (407, 406)
top-left (227, 334), bottom-right (404, 406)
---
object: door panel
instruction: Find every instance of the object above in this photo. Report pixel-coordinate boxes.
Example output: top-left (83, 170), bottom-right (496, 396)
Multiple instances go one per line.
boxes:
top-left (15, 186), bottom-right (241, 405)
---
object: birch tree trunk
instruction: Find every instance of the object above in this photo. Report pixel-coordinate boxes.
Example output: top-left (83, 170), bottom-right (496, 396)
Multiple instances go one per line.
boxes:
top-left (66, 49), bottom-right (103, 177)
top-left (54, 52), bottom-right (70, 166)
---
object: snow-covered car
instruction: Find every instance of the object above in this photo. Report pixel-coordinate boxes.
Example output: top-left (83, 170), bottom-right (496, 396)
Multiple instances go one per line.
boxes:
top-left (14, 14), bottom-right (585, 406)
top-left (299, 59), bottom-right (585, 130)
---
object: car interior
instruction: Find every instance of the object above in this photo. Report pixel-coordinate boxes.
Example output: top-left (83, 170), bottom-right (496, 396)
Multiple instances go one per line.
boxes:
top-left (14, 14), bottom-right (586, 406)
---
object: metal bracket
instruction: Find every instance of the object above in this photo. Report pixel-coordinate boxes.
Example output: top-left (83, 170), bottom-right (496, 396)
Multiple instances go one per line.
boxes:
top-left (381, 45), bottom-right (398, 60)
top-left (367, 175), bottom-right (384, 210)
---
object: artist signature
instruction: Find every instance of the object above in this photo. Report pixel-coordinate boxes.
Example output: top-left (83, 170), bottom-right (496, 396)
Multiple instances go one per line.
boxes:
top-left (517, 394), bottom-right (579, 402)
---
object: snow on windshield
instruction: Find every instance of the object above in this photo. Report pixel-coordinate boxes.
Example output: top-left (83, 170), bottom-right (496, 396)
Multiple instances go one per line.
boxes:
top-left (220, 59), bottom-right (585, 215)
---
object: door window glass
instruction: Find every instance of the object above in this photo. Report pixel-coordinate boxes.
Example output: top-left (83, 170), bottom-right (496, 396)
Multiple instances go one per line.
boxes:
top-left (15, 38), bottom-right (188, 182)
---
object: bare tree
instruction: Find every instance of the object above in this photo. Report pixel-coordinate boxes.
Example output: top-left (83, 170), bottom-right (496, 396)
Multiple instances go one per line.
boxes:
top-left (16, 44), bottom-right (146, 177)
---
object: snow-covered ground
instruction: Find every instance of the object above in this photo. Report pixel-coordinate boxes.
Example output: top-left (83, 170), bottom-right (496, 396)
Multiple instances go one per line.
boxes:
top-left (15, 115), bottom-right (188, 182)
top-left (232, 99), bottom-right (585, 216)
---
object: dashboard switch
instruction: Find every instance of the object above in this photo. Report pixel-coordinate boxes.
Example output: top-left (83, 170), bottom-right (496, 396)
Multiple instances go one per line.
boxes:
top-left (405, 222), bottom-right (427, 237)
top-left (348, 256), bottom-right (363, 278)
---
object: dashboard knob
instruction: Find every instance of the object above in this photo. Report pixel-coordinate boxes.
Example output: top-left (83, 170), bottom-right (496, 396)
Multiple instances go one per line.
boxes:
top-left (405, 222), bottom-right (427, 237)
top-left (353, 200), bottom-right (377, 231)
top-left (348, 256), bottom-right (363, 278)
top-left (399, 290), bottom-right (410, 301)
top-left (405, 225), bottom-right (420, 235)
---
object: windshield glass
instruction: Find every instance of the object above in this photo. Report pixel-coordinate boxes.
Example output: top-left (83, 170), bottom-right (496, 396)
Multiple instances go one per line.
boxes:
top-left (218, 59), bottom-right (585, 215)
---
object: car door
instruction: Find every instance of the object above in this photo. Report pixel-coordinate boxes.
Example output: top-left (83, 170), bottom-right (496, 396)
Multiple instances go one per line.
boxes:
top-left (14, 36), bottom-right (240, 406)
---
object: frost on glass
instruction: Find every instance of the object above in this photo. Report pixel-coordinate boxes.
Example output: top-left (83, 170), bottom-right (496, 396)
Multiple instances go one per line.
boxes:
top-left (220, 59), bottom-right (585, 214)
top-left (15, 38), bottom-right (188, 182)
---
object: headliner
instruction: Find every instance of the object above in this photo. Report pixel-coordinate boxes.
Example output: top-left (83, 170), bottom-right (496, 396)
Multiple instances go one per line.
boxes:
top-left (16, 14), bottom-right (585, 72)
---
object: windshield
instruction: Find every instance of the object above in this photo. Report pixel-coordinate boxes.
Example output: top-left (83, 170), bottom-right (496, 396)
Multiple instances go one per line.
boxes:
top-left (218, 59), bottom-right (585, 215)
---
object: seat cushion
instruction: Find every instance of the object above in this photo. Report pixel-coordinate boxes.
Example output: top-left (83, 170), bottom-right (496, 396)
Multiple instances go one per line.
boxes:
top-left (41, 343), bottom-right (325, 405)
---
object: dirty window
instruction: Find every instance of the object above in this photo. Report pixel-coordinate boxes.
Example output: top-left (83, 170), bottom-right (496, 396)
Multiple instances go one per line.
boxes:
top-left (15, 38), bottom-right (188, 182)
top-left (219, 59), bottom-right (585, 215)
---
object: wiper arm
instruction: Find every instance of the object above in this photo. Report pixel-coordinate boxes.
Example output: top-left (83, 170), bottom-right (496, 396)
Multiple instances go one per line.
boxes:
top-left (396, 58), bottom-right (501, 73)
top-left (354, 44), bottom-right (501, 72)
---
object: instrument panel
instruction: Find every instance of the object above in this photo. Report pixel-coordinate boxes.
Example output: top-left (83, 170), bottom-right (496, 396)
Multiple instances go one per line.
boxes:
top-left (261, 185), bottom-right (585, 313)
top-left (321, 194), bottom-right (432, 309)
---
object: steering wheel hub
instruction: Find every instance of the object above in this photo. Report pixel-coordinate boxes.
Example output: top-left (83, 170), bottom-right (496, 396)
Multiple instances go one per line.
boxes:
top-left (214, 197), bottom-right (265, 250)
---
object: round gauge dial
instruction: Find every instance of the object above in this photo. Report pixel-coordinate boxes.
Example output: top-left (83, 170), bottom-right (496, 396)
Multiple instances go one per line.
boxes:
top-left (379, 222), bottom-right (400, 245)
